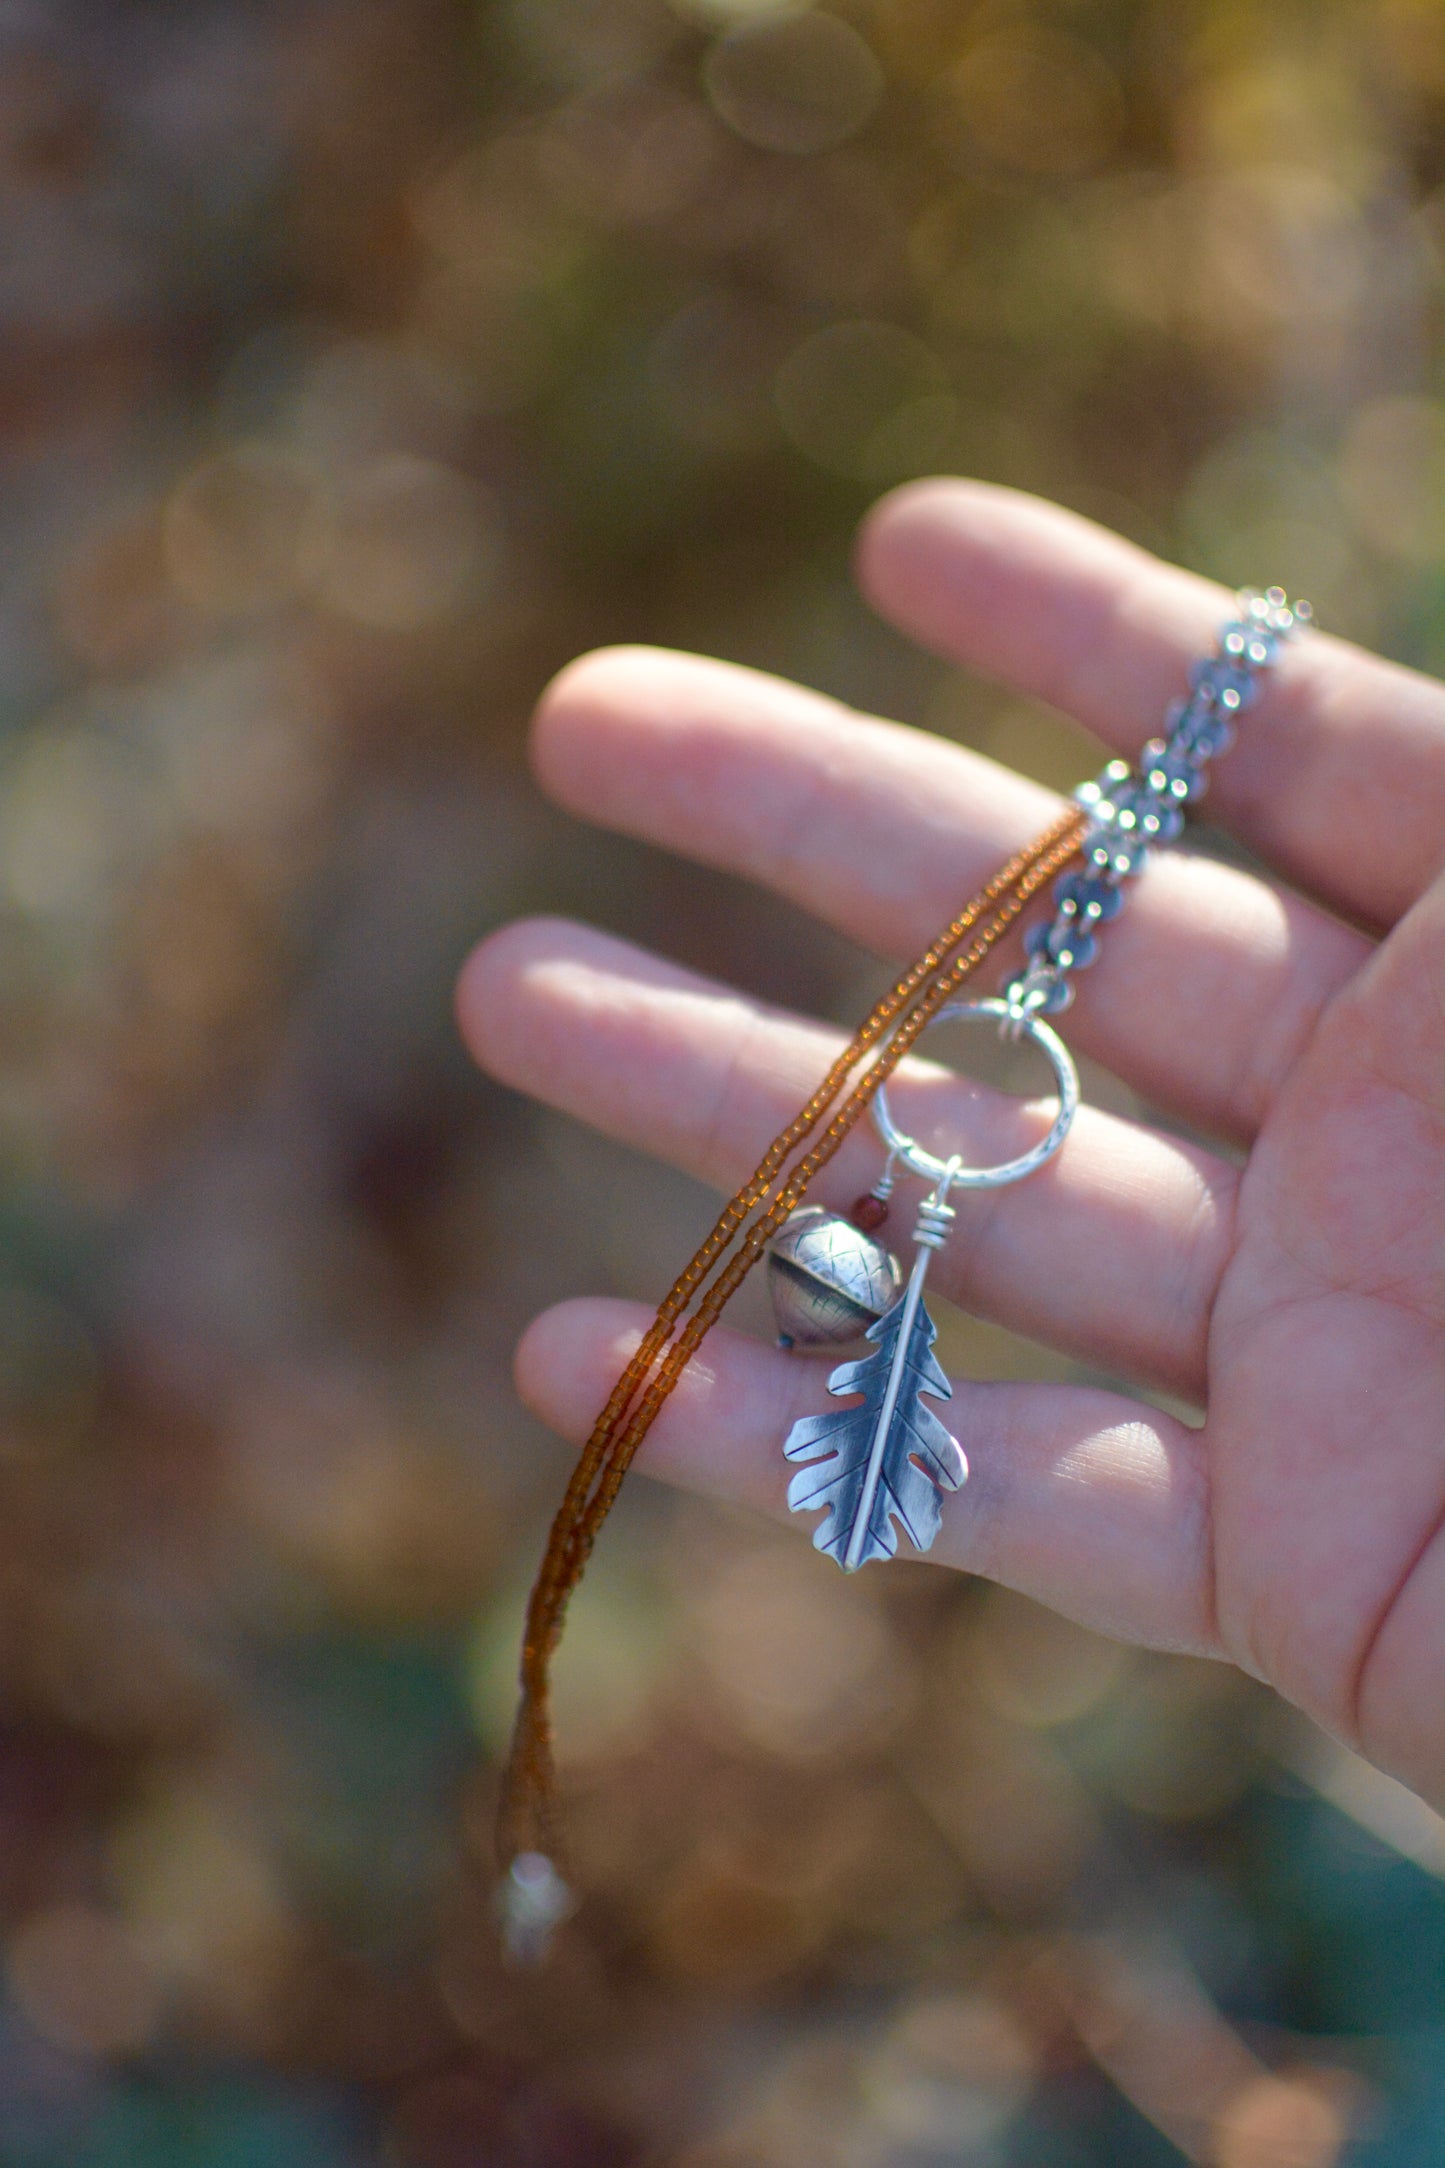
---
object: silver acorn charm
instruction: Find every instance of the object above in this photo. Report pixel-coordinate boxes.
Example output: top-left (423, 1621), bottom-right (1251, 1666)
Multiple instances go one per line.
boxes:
top-left (778, 998), bottom-right (1082, 1573)
top-left (766, 1206), bottom-right (902, 1348)
top-left (783, 1185), bottom-right (963, 1570)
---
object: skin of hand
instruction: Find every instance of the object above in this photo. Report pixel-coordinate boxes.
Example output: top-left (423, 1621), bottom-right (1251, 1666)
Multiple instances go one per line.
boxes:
top-left (456, 481), bottom-right (1445, 1811)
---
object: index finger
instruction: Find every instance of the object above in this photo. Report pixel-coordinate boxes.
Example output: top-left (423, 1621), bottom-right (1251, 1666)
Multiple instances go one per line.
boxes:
top-left (859, 480), bottom-right (1445, 929)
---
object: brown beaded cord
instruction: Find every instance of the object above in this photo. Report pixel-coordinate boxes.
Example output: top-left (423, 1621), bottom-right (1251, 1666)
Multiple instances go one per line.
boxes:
top-left (497, 804), bottom-right (1087, 1942)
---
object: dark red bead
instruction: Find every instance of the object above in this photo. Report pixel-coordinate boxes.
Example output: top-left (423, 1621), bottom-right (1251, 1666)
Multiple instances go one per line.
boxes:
top-left (849, 1193), bottom-right (889, 1233)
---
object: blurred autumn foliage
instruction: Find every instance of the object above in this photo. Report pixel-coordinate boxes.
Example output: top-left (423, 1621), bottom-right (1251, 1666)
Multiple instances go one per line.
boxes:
top-left (0, 2), bottom-right (1442, 2162)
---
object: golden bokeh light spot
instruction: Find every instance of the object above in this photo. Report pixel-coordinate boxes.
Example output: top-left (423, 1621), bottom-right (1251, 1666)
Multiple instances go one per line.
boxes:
top-left (55, 506), bottom-right (185, 674)
top-left (650, 1841), bottom-right (827, 1989)
top-left (1182, 432), bottom-right (1357, 622)
top-left (502, 0), bottom-right (680, 94)
top-left (229, 1368), bottom-right (499, 1625)
top-left (704, 11), bottom-right (883, 156)
top-left (774, 319), bottom-right (950, 481)
top-left (670, 0), bottom-right (802, 25)
top-left (1088, 177), bottom-right (1188, 329)
top-left (948, 29), bottom-right (1122, 178)
top-left (1379, 0), bottom-right (1445, 93)
top-left (8, 1903), bottom-right (165, 2060)
top-left (111, 1782), bottom-right (295, 2030)
top-left (972, 1585), bottom-right (1130, 1729)
top-left (163, 444), bottom-right (325, 617)
top-left (1180, 56), bottom-right (1381, 189)
top-left (290, 338), bottom-right (475, 458)
top-left (1339, 396), bottom-right (1445, 565)
top-left (315, 457), bottom-right (494, 631)
top-left (693, 1542), bottom-right (905, 1760)
top-left (543, 92), bottom-right (724, 229)
top-left (864, 1992), bottom-right (1038, 2149)
top-left (1191, 168), bottom-right (1368, 339)
top-left (129, 843), bottom-right (273, 1029)
top-left (0, 722), bottom-right (147, 918)
top-left (1214, 2071), bottom-right (1349, 2168)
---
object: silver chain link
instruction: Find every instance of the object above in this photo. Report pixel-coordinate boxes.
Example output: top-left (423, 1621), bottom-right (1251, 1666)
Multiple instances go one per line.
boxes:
top-left (1001, 586), bottom-right (1312, 1022)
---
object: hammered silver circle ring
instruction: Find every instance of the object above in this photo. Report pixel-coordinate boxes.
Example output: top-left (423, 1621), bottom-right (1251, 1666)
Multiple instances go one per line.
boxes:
top-left (870, 997), bottom-right (1079, 1191)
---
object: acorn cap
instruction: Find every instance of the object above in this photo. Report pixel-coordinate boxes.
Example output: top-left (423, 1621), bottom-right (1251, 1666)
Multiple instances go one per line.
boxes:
top-left (766, 1206), bottom-right (902, 1346)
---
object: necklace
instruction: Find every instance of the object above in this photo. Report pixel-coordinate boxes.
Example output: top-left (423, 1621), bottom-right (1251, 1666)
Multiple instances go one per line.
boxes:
top-left (498, 584), bottom-right (1311, 1961)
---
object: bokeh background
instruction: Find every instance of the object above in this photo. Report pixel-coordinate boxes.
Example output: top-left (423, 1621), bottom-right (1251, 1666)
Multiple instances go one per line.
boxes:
top-left (0, 1), bottom-right (1443, 2162)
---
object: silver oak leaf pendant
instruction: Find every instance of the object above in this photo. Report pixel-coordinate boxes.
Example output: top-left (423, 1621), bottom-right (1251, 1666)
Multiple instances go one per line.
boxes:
top-left (783, 1190), bottom-right (966, 1571)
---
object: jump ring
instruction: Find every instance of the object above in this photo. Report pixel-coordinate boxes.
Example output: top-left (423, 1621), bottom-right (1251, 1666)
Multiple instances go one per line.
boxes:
top-left (870, 998), bottom-right (1079, 1191)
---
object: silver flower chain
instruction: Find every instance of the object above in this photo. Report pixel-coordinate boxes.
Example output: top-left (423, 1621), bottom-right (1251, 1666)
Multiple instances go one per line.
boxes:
top-left (1001, 586), bottom-right (1313, 1024)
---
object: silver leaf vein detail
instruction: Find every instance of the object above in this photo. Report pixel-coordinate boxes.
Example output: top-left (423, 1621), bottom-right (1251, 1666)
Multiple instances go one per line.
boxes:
top-left (783, 1290), bottom-right (966, 1570)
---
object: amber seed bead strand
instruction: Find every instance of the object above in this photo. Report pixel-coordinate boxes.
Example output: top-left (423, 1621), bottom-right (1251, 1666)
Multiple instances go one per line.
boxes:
top-left (495, 806), bottom-right (1088, 1920)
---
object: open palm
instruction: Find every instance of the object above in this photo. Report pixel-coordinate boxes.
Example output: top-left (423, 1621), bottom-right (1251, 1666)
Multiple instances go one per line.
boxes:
top-left (459, 483), bottom-right (1445, 1809)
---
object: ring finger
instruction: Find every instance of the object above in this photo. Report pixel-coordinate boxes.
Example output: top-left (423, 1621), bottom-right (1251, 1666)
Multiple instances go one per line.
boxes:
top-left (516, 1297), bottom-right (1218, 1658)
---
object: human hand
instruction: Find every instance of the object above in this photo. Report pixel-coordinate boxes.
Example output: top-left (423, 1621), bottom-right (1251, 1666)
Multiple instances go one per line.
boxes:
top-left (457, 482), bottom-right (1445, 1809)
